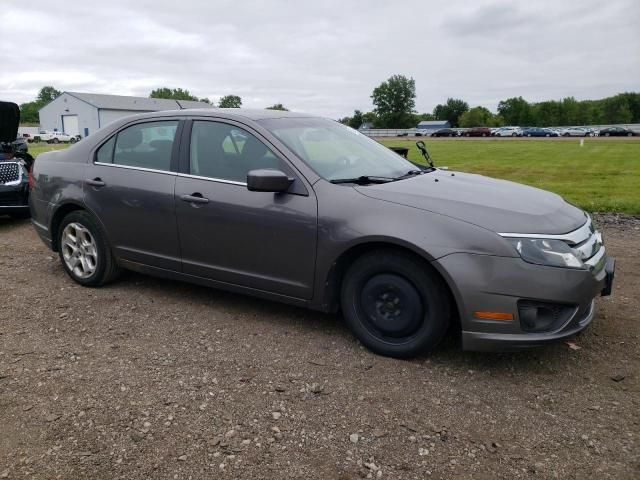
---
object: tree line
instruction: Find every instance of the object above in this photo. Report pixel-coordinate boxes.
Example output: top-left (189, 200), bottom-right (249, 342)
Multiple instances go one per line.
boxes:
top-left (17, 87), bottom-right (288, 123)
top-left (339, 75), bottom-right (640, 129)
top-left (16, 82), bottom-right (640, 128)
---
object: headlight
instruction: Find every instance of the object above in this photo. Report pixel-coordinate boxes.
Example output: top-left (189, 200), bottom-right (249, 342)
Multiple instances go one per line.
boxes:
top-left (505, 238), bottom-right (585, 269)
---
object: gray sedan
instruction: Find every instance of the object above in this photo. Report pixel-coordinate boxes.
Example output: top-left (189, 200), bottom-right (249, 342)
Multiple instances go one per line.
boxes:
top-left (29, 109), bottom-right (614, 357)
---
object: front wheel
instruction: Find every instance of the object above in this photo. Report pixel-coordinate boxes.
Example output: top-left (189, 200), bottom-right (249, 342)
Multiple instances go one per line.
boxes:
top-left (58, 211), bottom-right (120, 286)
top-left (70, 137), bottom-right (76, 143)
top-left (52, 138), bottom-right (60, 144)
top-left (341, 250), bottom-right (450, 358)
top-left (627, 132), bottom-right (633, 137)
top-left (605, 133), bottom-right (610, 137)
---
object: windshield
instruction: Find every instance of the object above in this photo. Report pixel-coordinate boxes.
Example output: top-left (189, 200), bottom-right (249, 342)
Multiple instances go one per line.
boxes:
top-left (259, 117), bottom-right (418, 181)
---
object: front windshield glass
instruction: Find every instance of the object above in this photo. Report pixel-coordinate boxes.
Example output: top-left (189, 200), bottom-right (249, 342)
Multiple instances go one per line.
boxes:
top-left (259, 117), bottom-right (418, 181)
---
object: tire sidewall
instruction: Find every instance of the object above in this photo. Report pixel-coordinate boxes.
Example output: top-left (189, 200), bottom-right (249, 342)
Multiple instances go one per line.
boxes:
top-left (58, 211), bottom-right (111, 286)
top-left (341, 252), bottom-right (449, 358)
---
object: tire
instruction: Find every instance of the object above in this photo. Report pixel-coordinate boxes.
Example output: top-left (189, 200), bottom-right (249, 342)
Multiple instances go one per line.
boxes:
top-left (57, 211), bottom-right (120, 287)
top-left (564, 133), bottom-right (570, 137)
top-left (340, 250), bottom-right (451, 358)
top-left (527, 134), bottom-right (532, 137)
top-left (545, 134), bottom-right (550, 137)
top-left (70, 137), bottom-right (76, 143)
top-left (605, 133), bottom-right (610, 137)
top-left (627, 132), bottom-right (633, 137)
top-left (482, 133), bottom-right (487, 137)
top-left (511, 133), bottom-right (516, 137)
top-left (52, 138), bottom-right (60, 144)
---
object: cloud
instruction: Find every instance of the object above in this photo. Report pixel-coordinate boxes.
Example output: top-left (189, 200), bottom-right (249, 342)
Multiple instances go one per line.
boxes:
top-left (1, 0), bottom-right (638, 118)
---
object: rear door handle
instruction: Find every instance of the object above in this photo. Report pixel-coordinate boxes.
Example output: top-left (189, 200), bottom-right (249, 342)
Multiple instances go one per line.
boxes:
top-left (180, 193), bottom-right (209, 204)
top-left (85, 178), bottom-right (105, 187)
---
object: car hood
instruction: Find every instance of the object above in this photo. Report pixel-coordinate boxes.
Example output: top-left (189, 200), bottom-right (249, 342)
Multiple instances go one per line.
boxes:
top-left (355, 169), bottom-right (586, 234)
top-left (0, 101), bottom-right (19, 143)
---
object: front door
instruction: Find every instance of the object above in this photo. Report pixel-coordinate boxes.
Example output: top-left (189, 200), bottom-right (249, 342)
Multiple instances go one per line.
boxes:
top-left (174, 120), bottom-right (318, 299)
top-left (84, 119), bottom-right (182, 271)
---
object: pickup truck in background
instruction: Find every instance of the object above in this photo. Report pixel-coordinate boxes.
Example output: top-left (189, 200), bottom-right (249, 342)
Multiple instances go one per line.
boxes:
top-left (33, 131), bottom-right (78, 143)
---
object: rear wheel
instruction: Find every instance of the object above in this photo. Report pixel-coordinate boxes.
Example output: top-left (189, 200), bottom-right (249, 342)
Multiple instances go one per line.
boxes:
top-left (58, 211), bottom-right (120, 286)
top-left (52, 138), bottom-right (60, 144)
top-left (605, 133), bottom-right (610, 137)
top-left (341, 250), bottom-right (450, 358)
top-left (627, 132), bottom-right (633, 137)
top-left (70, 137), bottom-right (76, 143)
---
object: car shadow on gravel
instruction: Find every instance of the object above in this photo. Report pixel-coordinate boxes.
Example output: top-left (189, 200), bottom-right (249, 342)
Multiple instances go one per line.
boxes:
top-left (99, 269), bottom-right (572, 375)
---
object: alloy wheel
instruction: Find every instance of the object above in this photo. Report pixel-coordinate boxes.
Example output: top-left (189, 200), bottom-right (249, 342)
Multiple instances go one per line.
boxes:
top-left (61, 222), bottom-right (98, 279)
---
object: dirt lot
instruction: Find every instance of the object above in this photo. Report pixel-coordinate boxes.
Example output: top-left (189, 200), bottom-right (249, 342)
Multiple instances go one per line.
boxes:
top-left (1, 216), bottom-right (638, 479)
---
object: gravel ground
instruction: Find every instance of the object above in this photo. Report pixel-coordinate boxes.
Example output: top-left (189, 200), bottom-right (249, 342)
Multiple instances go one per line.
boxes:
top-left (0, 216), bottom-right (638, 479)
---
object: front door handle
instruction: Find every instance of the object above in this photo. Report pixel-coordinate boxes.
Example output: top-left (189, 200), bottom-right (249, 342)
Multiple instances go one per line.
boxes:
top-left (180, 193), bottom-right (209, 204)
top-left (85, 178), bottom-right (105, 187)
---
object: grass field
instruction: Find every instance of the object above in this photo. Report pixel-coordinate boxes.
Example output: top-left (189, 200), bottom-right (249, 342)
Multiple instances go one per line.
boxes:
top-left (25, 138), bottom-right (640, 214)
top-left (380, 138), bottom-right (640, 214)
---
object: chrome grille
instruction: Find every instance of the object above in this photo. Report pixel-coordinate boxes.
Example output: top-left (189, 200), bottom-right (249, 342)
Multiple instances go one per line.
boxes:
top-left (0, 162), bottom-right (21, 185)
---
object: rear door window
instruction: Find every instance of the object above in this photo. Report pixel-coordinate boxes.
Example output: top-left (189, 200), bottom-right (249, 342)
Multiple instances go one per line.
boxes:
top-left (111, 121), bottom-right (179, 171)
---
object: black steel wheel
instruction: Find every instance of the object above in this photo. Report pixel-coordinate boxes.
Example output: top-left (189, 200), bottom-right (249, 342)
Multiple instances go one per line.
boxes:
top-left (341, 250), bottom-right (450, 358)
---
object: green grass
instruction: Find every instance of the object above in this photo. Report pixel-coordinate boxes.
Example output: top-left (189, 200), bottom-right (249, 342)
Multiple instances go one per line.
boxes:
top-left (28, 142), bottom-right (70, 157)
top-left (379, 138), bottom-right (640, 214)
top-left (25, 138), bottom-right (640, 214)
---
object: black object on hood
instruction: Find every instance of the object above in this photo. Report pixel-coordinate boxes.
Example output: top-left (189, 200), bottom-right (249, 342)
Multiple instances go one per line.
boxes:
top-left (0, 101), bottom-right (20, 143)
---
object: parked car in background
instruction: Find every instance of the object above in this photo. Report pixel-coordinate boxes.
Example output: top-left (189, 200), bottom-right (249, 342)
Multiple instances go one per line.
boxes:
top-left (431, 128), bottom-right (458, 137)
top-left (599, 127), bottom-right (635, 137)
top-left (493, 127), bottom-right (522, 137)
top-left (34, 130), bottom-right (54, 143)
top-left (48, 131), bottom-right (78, 143)
top-left (34, 130), bottom-right (78, 143)
top-left (562, 127), bottom-right (592, 137)
top-left (522, 127), bottom-right (558, 137)
top-left (464, 127), bottom-right (491, 137)
top-left (1, 101), bottom-right (34, 219)
top-left (30, 109), bottom-right (614, 357)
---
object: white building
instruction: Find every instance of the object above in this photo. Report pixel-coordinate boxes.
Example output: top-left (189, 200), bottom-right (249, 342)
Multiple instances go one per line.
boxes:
top-left (38, 92), bottom-right (211, 138)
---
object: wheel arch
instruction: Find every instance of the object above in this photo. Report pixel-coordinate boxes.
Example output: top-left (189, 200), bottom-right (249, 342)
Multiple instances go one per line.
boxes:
top-left (50, 201), bottom-right (87, 251)
top-left (320, 240), bottom-right (460, 321)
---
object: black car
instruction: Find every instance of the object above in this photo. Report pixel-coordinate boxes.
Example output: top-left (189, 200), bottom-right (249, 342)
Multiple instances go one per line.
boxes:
top-left (431, 128), bottom-right (458, 137)
top-left (599, 127), bottom-right (635, 137)
top-left (1, 101), bottom-right (34, 219)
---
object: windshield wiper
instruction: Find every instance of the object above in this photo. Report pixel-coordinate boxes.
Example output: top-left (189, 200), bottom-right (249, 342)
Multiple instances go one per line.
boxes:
top-left (392, 169), bottom-right (431, 181)
top-left (330, 175), bottom-right (395, 185)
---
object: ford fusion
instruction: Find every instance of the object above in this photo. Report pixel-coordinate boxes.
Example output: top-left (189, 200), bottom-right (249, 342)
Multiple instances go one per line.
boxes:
top-left (29, 109), bottom-right (615, 357)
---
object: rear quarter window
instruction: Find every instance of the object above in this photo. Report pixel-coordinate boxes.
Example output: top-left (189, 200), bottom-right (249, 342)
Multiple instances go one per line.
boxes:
top-left (95, 136), bottom-right (115, 163)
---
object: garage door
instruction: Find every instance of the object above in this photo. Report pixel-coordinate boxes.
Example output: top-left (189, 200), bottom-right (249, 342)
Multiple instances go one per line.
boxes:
top-left (62, 115), bottom-right (79, 136)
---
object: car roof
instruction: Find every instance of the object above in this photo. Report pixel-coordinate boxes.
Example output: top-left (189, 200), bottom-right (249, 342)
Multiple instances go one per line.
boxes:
top-left (129, 108), bottom-right (317, 122)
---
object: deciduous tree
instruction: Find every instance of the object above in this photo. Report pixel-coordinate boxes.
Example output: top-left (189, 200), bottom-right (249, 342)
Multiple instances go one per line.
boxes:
top-left (371, 75), bottom-right (416, 128)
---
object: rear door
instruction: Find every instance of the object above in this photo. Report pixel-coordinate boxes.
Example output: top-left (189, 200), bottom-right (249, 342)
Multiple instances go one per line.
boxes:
top-left (83, 118), bottom-right (183, 271)
top-left (174, 119), bottom-right (318, 299)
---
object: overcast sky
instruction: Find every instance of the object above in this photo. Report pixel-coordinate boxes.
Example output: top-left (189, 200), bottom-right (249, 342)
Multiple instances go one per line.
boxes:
top-left (1, 0), bottom-right (638, 118)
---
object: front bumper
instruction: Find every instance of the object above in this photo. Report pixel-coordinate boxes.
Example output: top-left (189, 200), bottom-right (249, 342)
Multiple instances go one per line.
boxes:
top-left (434, 253), bottom-right (615, 352)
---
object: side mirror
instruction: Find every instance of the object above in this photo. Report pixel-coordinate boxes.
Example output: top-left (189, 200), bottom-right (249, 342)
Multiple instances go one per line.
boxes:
top-left (247, 169), bottom-right (293, 193)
